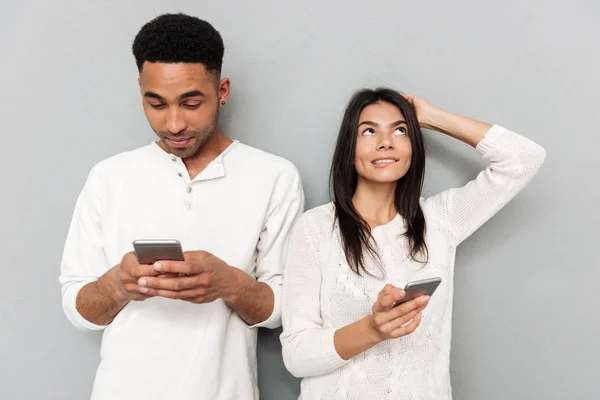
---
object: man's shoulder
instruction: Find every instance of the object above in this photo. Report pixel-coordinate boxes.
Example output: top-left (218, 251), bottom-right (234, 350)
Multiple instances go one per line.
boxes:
top-left (90, 143), bottom-right (157, 176)
top-left (231, 142), bottom-right (300, 179)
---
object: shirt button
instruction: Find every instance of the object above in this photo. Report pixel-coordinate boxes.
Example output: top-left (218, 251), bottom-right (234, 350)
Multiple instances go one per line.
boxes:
top-left (171, 157), bottom-right (176, 162)
top-left (185, 203), bottom-right (192, 211)
top-left (178, 172), bottom-right (183, 177)
top-left (187, 187), bottom-right (192, 194)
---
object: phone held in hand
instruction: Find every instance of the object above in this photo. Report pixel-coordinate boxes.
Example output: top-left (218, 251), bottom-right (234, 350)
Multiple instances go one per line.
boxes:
top-left (393, 277), bottom-right (442, 307)
top-left (132, 239), bottom-right (185, 264)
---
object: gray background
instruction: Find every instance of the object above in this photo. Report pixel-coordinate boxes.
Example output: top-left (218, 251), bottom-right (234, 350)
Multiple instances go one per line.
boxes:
top-left (1, 1), bottom-right (598, 399)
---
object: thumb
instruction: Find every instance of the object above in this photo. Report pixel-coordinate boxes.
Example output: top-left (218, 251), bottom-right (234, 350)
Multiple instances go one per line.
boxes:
top-left (373, 285), bottom-right (404, 312)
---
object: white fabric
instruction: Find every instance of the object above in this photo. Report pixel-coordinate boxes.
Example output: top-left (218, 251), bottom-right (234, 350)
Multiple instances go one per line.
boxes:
top-left (60, 140), bottom-right (304, 400)
top-left (281, 126), bottom-right (545, 400)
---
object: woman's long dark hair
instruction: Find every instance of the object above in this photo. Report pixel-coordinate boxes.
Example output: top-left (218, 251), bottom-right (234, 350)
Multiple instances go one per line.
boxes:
top-left (330, 88), bottom-right (428, 275)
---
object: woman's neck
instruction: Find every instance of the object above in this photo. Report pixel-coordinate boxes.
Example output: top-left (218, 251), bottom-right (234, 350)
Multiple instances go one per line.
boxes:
top-left (352, 178), bottom-right (397, 229)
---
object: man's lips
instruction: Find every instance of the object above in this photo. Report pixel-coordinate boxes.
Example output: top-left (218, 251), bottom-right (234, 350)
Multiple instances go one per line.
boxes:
top-left (166, 137), bottom-right (193, 147)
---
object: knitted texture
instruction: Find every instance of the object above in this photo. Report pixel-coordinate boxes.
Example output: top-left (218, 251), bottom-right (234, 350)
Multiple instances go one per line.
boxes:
top-left (281, 125), bottom-right (546, 400)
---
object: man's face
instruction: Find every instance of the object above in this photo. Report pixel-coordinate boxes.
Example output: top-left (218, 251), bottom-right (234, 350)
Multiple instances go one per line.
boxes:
top-left (139, 62), bottom-right (228, 158)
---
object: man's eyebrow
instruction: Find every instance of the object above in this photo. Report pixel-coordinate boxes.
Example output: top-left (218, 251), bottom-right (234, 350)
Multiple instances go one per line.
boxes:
top-left (143, 91), bottom-right (165, 101)
top-left (178, 90), bottom-right (206, 101)
top-left (142, 90), bottom-right (206, 101)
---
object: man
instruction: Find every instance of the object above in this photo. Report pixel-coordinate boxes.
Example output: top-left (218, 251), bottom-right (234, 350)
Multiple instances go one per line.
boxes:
top-left (59, 13), bottom-right (304, 400)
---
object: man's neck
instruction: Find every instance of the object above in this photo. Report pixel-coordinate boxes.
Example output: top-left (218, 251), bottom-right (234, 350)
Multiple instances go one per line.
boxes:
top-left (183, 129), bottom-right (233, 180)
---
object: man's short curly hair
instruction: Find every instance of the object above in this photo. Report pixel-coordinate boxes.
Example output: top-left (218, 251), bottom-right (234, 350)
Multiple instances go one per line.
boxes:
top-left (132, 13), bottom-right (224, 74)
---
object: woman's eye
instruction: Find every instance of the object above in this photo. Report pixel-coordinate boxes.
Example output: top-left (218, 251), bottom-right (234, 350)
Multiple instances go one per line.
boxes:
top-left (394, 127), bottom-right (407, 135)
top-left (362, 128), bottom-right (375, 136)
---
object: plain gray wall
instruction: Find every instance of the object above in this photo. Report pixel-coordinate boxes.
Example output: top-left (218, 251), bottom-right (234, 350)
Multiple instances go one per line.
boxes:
top-left (1, 1), bottom-right (598, 399)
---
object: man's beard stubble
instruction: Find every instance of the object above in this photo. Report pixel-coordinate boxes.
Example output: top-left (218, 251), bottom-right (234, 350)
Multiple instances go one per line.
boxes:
top-left (155, 109), bottom-right (219, 159)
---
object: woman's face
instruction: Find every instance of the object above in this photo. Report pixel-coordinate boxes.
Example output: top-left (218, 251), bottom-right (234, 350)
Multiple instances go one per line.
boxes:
top-left (354, 101), bottom-right (413, 184)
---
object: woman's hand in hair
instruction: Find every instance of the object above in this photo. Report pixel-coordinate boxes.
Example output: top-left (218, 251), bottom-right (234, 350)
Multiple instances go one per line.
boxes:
top-left (402, 93), bottom-right (492, 147)
top-left (401, 93), bottom-right (438, 130)
top-left (402, 94), bottom-right (492, 147)
top-left (368, 284), bottom-right (429, 341)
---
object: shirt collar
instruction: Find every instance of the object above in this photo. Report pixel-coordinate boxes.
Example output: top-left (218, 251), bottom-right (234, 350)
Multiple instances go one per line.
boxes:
top-left (152, 140), bottom-right (240, 182)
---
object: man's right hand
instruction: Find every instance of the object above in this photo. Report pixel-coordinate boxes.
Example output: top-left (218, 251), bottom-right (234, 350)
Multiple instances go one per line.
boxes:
top-left (75, 252), bottom-right (163, 326)
top-left (114, 252), bottom-right (161, 302)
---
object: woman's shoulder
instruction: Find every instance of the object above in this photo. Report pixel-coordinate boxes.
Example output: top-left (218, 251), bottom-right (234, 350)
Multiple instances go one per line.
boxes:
top-left (419, 195), bottom-right (443, 215)
top-left (293, 202), bottom-right (336, 235)
top-left (418, 195), bottom-right (448, 231)
top-left (303, 202), bottom-right (335, 220)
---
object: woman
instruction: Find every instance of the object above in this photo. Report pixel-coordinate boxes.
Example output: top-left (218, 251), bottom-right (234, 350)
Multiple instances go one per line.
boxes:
top-left (280, 88), bottom-right (545, 399)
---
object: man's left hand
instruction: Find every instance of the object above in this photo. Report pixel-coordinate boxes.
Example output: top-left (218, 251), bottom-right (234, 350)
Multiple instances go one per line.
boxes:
top-left (137, 251), bottom-right (239, 304)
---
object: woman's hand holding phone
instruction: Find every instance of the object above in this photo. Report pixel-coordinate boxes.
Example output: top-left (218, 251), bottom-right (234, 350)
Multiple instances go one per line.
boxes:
top-left (368, 284), bottom-right (430, 341)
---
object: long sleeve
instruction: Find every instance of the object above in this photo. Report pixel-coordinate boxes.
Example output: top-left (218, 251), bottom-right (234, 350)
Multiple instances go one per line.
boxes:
top-left (280, 214), bottom-right (349, 378)
top-left (428, 125), bottom-right (546, 247)
top-left (249, 166), bottom-right (305, 329)
top-left (59, 166), bottom-right (110, 332)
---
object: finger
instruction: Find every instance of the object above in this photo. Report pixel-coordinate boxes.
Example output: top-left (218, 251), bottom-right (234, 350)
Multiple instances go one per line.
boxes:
top-left (123, 251), bottom-right (138, 263)
top-left (130, 293), bottom-right (153, 301)
top-left (185, 294), bottom-right (218, 305)
top-left (389, 311), bottom-right (422, 338)
top-left (391, 295), bottom-right (429, 318)
top-left (123, 263), bottom-right (161, 278)
top-left (401, 93), bottom-right (413, 103)
top-left (138, 274), bottom-right (209, 291)
top-left (152, 260), bottom-right (199, 275)
top-left (122, 283), bottom-right (153, 299)
top-left (183, 250), bottom-right (210, 261)
top-left (377, 287), bottom-right (405, 311)
top-left (375, 284), bottom-right (398, 303)
top-left (128, 252), bottom-right (156, 270)
top-left (140, 287), bottom-right (207, 300)
top-left (376, 284), bottom-right (392, 302)
top-left (385, 303), bottom-right (427, 330)
top-left (378, 309), bottom-right (419, 335)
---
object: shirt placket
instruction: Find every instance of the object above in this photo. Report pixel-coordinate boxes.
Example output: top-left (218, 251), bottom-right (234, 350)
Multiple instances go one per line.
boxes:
top-left (169, 155), bottom-right (195, 212)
